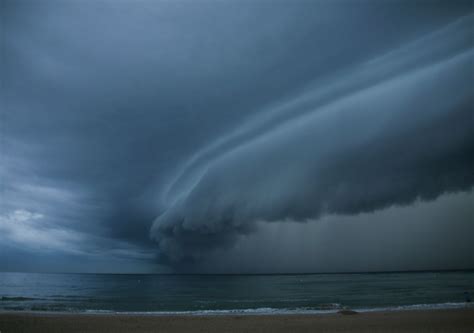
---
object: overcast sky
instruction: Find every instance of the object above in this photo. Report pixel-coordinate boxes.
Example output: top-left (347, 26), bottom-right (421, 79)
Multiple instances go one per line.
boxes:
top-left (1, 0), bottom-right (473, 273)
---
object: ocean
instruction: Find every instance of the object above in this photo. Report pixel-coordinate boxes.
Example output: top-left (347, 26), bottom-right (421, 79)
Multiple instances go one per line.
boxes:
top-left (0, 271), bottom-right (473, 315)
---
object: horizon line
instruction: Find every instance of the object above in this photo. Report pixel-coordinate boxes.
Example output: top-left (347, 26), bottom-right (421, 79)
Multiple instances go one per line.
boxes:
top-left (1, 268), bottom-right (473, 276)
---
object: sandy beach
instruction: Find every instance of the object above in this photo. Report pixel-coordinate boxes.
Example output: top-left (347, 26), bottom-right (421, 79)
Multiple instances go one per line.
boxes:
top-left (1, 308), bottom-right (473, 333)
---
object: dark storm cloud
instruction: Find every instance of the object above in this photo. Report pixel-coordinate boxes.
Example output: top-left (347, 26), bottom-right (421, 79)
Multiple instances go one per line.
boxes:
top-left (1, 0), bottom-right (473, 272)
top-left (151, 15), bottom-right (474, 264)
top-left (191, 191), bottom-right (474, 274)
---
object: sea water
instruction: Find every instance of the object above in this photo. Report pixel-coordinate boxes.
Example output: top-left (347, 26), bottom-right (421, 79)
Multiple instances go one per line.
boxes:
top-left (0, 271), bottom-right (473, 314)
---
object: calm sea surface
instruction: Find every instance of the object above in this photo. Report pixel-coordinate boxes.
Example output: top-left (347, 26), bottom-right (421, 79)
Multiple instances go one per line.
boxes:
top-left (0, 271), bottom-right (473, 314)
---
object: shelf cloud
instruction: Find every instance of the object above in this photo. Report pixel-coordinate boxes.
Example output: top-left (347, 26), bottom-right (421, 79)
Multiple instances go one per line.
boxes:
top-left (2, 0), bottom-right (473, 272)
top-left (151, 15), bottom-right (474, 264)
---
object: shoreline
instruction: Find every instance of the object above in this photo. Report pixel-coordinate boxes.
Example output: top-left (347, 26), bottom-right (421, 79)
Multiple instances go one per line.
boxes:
top-left (1, 308), bottom-right (473, 332)
top-left (0, 301), bottom-right (472, 316)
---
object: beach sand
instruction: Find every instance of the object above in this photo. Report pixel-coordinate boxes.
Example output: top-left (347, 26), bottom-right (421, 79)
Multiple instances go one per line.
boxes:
top-left (1, 308), bottom-right (473, 332)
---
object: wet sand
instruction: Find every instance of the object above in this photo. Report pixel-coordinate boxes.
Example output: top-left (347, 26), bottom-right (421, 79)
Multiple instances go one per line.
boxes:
top-left (1, 308), bottom-right (473, 332)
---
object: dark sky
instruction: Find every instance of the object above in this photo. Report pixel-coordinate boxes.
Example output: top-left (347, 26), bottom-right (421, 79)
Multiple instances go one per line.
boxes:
top-left (1, 0), bottom-right (473, 273)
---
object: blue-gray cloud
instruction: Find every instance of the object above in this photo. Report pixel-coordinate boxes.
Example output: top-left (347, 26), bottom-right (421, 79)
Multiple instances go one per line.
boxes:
top-left (151, 15), bottom-right (474, 264)
top-left (1, 0), bottom-right (473, 272)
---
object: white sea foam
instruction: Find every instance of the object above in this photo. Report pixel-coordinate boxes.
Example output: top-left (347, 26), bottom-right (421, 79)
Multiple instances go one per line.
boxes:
top-left (76, 302), bottom-right (473, 316)
top-left (357, 302), bottom-right (473, 313)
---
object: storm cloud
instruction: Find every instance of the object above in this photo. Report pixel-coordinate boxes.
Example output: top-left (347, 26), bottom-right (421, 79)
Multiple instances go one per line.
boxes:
top-left (151, 15), bottom-right (474, 264)
top-left (1, 0), bottom-right (473, 272)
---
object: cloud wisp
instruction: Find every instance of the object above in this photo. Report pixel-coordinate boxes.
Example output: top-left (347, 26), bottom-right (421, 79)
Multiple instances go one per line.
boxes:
top-left (151, 15), bottom-right (474, 265)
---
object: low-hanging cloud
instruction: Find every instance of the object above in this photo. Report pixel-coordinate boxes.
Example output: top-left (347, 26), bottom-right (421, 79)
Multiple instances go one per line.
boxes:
top-left (151, 15), bottom-right (474, 265)
top-left (3, 0), bottom-right (473, 273)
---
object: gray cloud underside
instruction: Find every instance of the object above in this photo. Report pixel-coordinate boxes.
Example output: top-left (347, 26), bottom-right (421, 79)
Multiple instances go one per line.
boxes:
top-left (151, 15), bottom-right (474, 264)
top-left (194, 191), bottom-right (474, 274)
